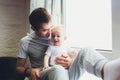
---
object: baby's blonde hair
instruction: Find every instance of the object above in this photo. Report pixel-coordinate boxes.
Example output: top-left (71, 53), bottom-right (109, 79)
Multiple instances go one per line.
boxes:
top-left (51, 25), bottom-right (66, 35)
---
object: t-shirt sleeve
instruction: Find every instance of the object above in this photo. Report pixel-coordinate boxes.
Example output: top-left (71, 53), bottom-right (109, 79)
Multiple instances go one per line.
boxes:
top-left (17, 38), bottom-right (28, 58)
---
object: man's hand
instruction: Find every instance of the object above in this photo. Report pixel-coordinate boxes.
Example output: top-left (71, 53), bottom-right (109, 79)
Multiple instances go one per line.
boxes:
top-left (55, 54), bottom-right (72, 69)
top-left (30, 68), bottom-right (43, 80)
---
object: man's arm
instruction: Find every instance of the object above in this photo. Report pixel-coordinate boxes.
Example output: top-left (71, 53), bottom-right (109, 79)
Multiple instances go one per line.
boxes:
top-left (16, 57), bottom-right (28, 76)
top-left (16, 57), bottom-right (43, 80)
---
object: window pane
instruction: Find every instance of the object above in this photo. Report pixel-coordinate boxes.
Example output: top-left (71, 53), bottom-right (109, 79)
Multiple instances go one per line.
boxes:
top-left (66, 0), bottom-right (112, 50)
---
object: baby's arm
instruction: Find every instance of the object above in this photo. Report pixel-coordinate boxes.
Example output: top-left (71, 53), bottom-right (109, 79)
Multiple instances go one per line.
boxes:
top-left (43, 54), bottom-right (50, 69)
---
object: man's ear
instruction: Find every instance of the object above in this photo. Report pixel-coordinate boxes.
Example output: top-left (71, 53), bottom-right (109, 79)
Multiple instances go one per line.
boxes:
top-left (31, 26), bottom-right (36, 31)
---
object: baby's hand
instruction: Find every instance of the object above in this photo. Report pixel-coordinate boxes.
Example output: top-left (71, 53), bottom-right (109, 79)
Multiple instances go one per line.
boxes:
top-left (43, 65), bottom-right (49, 69)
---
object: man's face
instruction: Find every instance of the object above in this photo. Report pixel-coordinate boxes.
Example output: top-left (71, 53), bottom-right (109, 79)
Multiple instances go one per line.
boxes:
top-left (35, 22), bottom-right (51, 38)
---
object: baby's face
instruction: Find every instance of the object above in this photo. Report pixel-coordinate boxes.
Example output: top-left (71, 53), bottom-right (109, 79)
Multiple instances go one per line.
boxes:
top-left (51, 29), bottom-right (65, 46)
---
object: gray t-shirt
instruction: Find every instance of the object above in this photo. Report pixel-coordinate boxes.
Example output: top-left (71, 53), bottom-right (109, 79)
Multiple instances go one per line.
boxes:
top-left (17, 32), bottom-right (50, 68)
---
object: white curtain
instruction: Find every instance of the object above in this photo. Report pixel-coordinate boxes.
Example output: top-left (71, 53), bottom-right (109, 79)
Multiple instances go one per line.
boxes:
top-left (45, 0), bottom-right (65, 25)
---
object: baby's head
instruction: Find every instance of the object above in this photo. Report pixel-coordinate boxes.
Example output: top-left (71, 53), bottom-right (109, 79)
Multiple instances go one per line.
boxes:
top-left (51, 25), bottom-right (67, 46)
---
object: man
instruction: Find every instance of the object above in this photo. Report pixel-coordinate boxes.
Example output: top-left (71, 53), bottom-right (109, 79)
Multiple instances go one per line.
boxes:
top-left (16, 7), bottom-right (69, 80)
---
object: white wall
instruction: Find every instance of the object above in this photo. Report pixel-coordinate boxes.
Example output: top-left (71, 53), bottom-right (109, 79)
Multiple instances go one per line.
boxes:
top-left (112, 0), bottom-right (120, 55)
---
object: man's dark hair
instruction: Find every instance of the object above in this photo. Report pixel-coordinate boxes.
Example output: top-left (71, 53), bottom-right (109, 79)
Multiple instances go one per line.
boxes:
top-left (29, 7), bottom-right (51, 30)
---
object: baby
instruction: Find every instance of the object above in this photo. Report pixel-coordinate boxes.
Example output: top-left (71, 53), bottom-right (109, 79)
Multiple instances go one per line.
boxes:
top-left (43, 25), bottom-right (77, 68)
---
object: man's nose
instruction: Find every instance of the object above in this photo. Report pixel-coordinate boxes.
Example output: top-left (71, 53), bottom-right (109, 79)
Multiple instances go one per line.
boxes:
top-left (47, 30), bottom-right (51, 35)
top-left (54, 36), bottom-right (58, 40)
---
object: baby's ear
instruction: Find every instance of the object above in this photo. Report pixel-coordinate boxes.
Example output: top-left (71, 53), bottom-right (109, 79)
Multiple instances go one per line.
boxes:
top-left (64, 36), bottom-right (67, 40)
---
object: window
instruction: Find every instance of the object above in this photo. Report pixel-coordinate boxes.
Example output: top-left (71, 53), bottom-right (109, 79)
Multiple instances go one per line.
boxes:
top-left (66, 0), bottom-right (112, 50)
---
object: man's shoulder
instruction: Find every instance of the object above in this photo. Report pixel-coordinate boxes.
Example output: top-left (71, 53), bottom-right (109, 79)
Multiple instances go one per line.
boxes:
top-left (20, 32), bottom-right (35, 40)
top-left (20, 35), bottom-right (30, 41)
top-left (19, 35), bottom-right (33, 45)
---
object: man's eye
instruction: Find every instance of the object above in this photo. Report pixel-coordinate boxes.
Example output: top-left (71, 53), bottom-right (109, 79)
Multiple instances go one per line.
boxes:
top-left (44, 29), bottom-right (50, 31)
top-left (43, 30), bottom-right (47, 31)
top-left (52, 35), bottom-right (55, 38)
